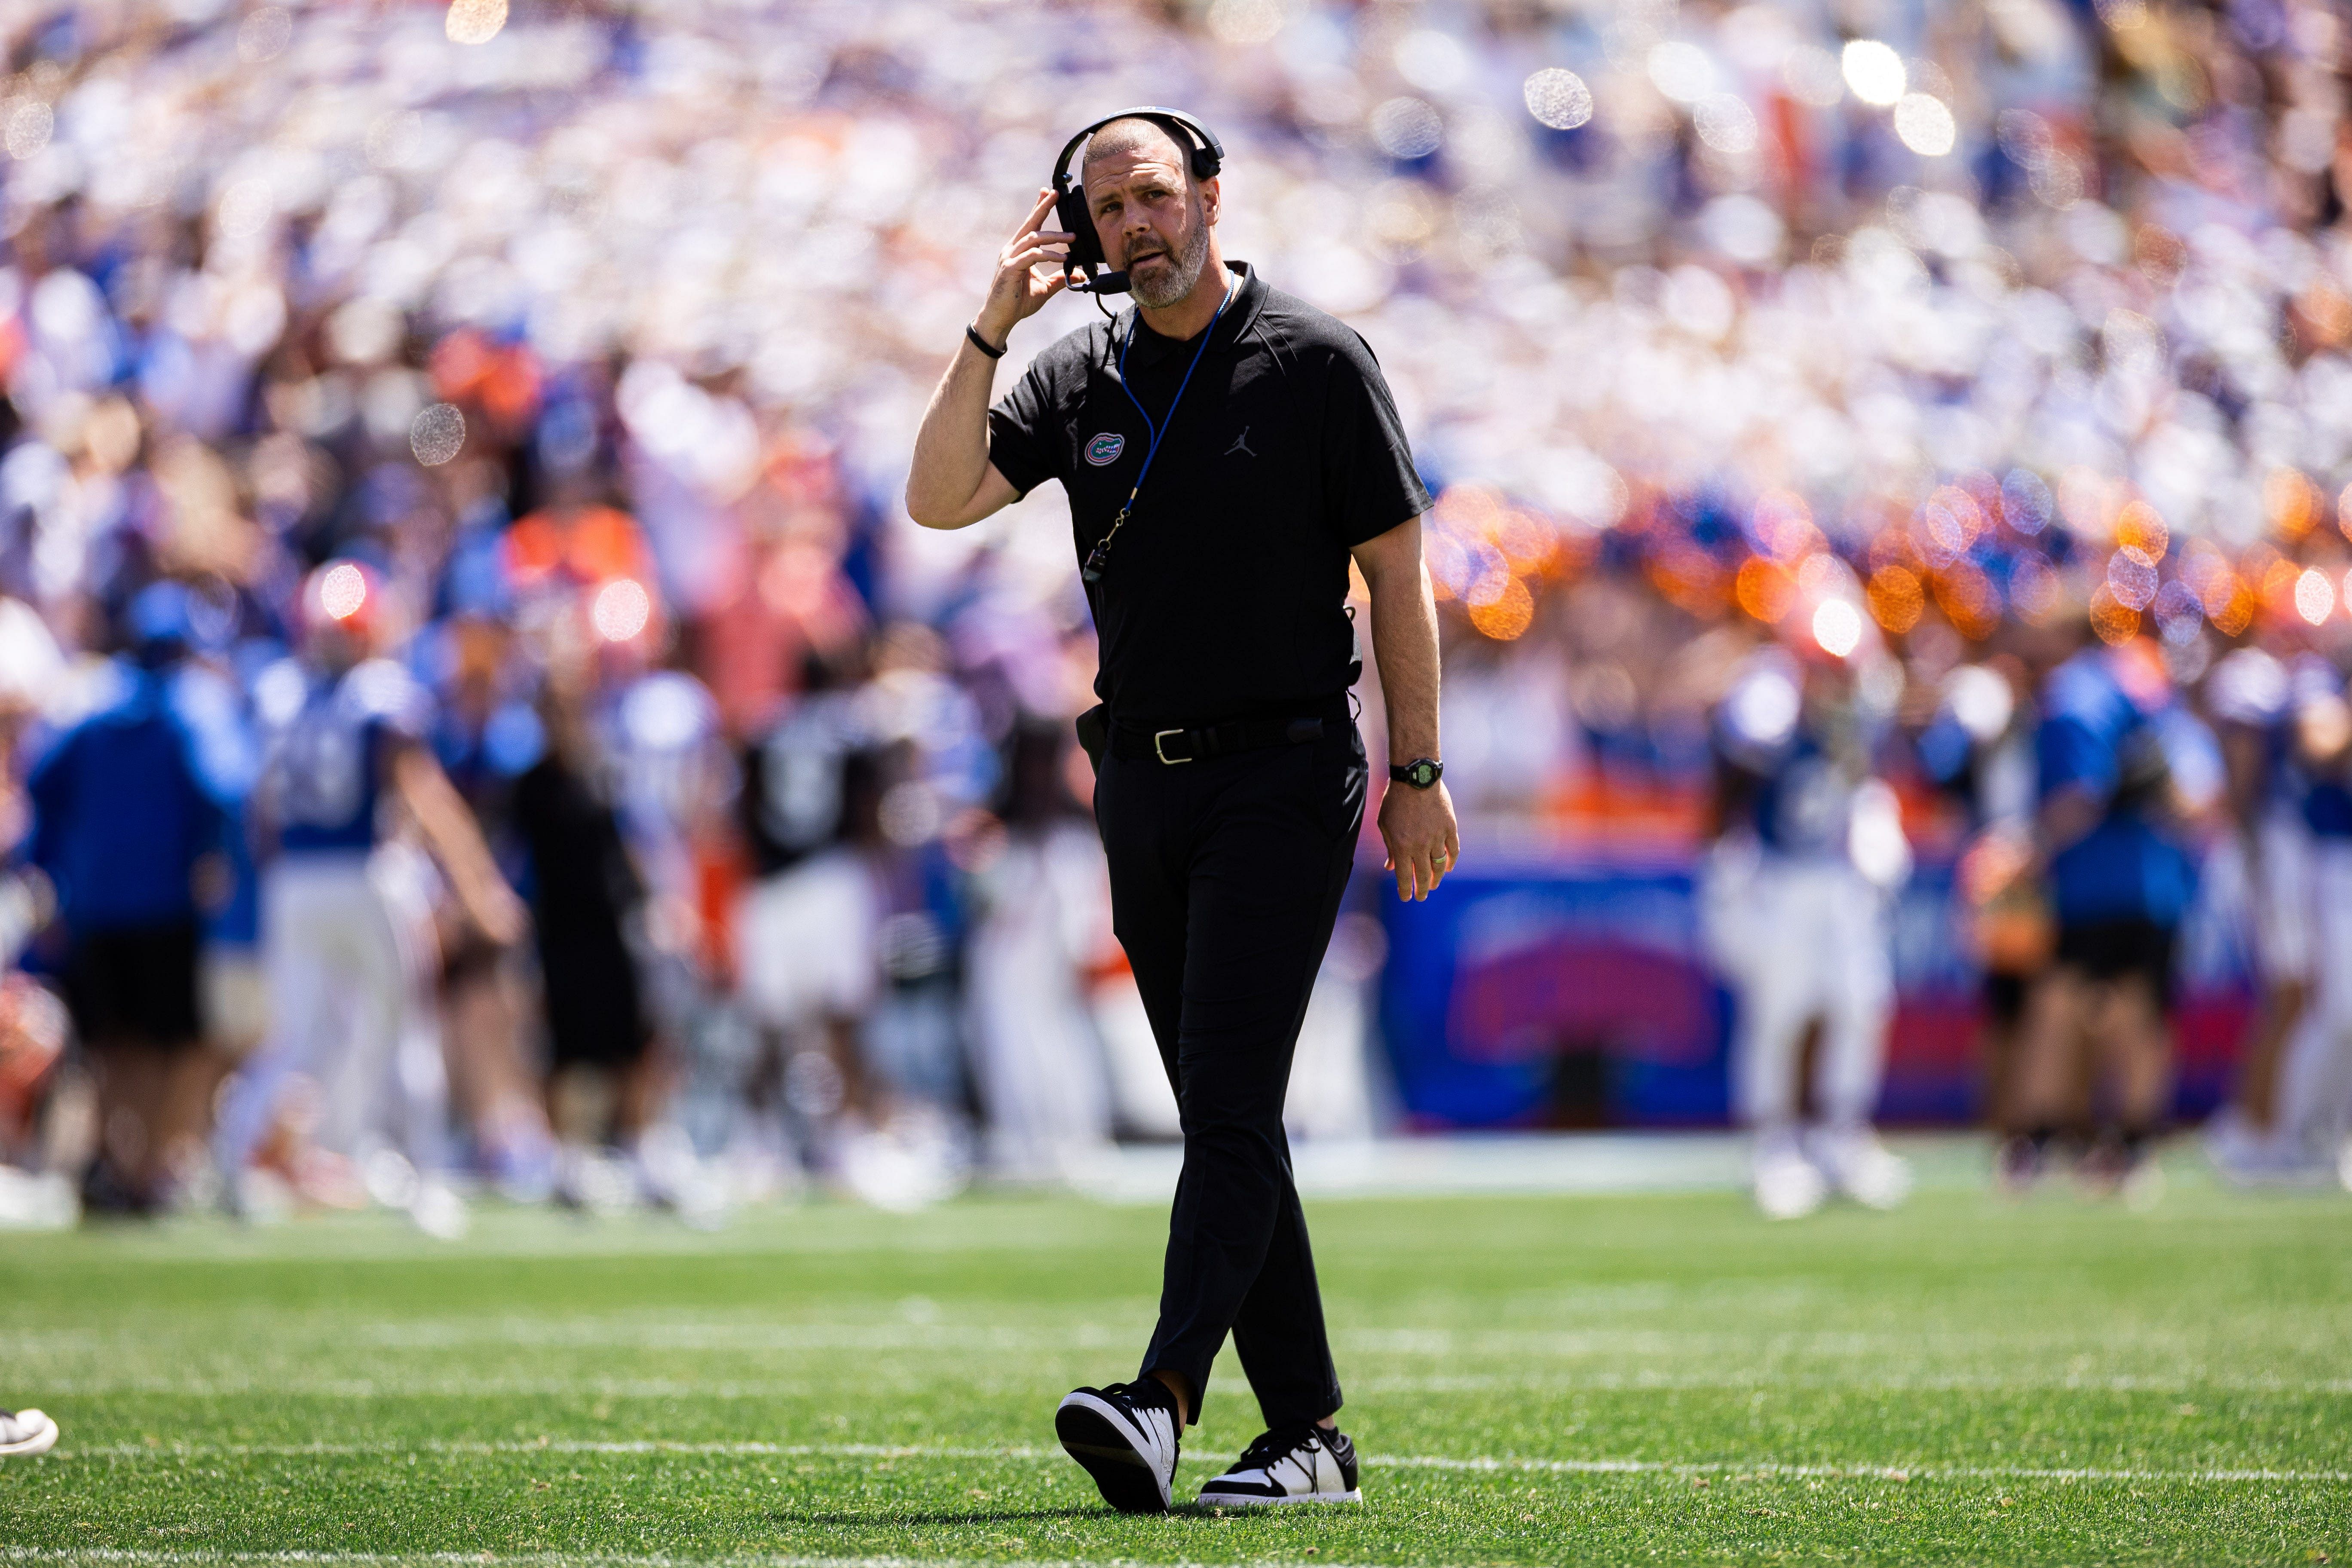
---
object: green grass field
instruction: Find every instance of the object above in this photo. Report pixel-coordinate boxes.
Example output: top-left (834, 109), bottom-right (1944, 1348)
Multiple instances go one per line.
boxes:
top-left (3, 1145), bottom-right (2348, 1566)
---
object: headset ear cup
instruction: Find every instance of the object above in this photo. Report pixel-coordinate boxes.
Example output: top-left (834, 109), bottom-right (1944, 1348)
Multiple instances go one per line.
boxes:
top-left (1055, 185), bottom-right (1101, 274)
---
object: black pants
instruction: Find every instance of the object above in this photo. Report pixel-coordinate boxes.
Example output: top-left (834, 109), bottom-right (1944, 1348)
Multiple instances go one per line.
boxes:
top-left (1094, 714), bottom-right (1366, 1429)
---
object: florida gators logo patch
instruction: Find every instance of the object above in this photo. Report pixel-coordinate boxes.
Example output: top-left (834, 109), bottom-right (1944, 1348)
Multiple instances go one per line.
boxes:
top-left (1084, 432), bottom-right (1126, 466)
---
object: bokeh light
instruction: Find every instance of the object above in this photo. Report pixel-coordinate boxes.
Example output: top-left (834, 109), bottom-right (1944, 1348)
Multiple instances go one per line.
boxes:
top-left (1893, 95), bottom-right (1957, 156)
top-left (1522, 69), bottom-right (1593, 131)
top-left (1934, 561), bottom-right (2000, 639)
top-left (2088, 584), bottom-right (2140, 644)
top-left (592, 577), bottom-right (653, 643)
top-left (2112, 501), bottom-right (2169, 562)
top-left (1467, 576), bottom-right (1534, 640)
top-left (1842, 40), bottom-right (1906, 106)
top-left (1206, 0), bottom-right (1288, 46)
top-left (1811, 598), bottom-right (1863, 658)
top-left (1647, 42), bottom-right (1720, 104)
top-left (2106, 550), bottom-right (2159, 611)
top-left (445, 0), bottom-right (507, 46)
top-left (1736, 556), bottom-right (1796, 623)
top-left (1370, 97), bottom-right (1443, 159)
top-left (1866, 564), bottom-right (1924, 632)
top-left (2296, 567), bottom-right (2336, 625)
top-left (411, 403), bottom-right (466, 467)
top-left (318, 564), bottom-right (368, 622)
top-left (1695, 96), bottom-right (1760, 155)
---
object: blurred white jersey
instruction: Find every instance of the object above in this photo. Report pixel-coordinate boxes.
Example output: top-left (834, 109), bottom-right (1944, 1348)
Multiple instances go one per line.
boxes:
top-left (962, 821), bottom-right (1114, 1180)
top-left (734, 848), bottom-right (880, 1031)
top-left (215, 850), bottom-right (438, 1172)
top-left (2275, 843), bottom-right (2352, 1158)
top-left (1720, 856), bottom-right (1893, 1131)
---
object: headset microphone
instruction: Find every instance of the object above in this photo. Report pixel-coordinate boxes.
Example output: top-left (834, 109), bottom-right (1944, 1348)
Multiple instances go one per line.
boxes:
top-left (1049, 106), bottom-right (1225, 296)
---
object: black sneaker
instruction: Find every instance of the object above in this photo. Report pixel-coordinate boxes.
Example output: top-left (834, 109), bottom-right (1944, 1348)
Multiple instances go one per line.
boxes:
top-left (1195, 1422), bottom-right (1362, 1506)
top-left (1054, 1380), bottom-right (1181, 1514)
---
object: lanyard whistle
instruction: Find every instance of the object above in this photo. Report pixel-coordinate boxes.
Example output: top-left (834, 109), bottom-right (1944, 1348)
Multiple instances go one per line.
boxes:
top-left (1082, 492), bottom-right (1139, 583)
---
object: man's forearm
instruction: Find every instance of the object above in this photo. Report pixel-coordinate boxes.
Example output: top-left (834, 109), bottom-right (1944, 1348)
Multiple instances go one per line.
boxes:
top-left (1369, 562), bottom-right (1442, 762)
top-left (905, 338), bottom-right (1000, 527)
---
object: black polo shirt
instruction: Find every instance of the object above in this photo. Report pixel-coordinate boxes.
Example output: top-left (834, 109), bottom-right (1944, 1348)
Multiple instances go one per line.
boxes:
top-left (986, 261), bottom-right (1430, 729)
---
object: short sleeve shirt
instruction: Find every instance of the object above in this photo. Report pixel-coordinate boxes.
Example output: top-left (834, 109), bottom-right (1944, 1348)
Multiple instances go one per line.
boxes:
top-left (269, 659), bottom-right (429, 855)
top-left (987, 262), bottom-right (1429, 727)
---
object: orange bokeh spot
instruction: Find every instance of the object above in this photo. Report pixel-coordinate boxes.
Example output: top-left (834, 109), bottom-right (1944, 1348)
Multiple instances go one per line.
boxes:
top-left (1645, 547), bottom-right (1731, 618)
top-left (2211, 582), bottom-right (2257, 637)
top-left (2112, 500), bottom-right (2168, 562)
top-left (505, 504), bottom-right (655, 593)
top-left (1495, 507), bottom-right (1560, 576)
top-left (2088, 584), bottom-right (2140, 644)
top-left (1468, 576), bottom-right (1535, 640)
top-left (1933, 560), bottom-right (2000, 639)
top-left (2262, 556), bottom-right (2304, 619)
top-left (1735, 556), bottom-right (1797, 623)
top-left (1866, 564), bottom-right (1925, 633)
top-left (2263, 469), bottom-right (2317, 538)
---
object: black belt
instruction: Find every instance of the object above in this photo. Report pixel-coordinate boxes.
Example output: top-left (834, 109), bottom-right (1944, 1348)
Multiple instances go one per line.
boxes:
top-left (1112, 714), bottom-right (1332, 765)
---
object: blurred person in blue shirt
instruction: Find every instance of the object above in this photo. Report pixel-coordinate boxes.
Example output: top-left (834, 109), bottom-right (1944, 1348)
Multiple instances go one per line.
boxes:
top-left (2005, 632), bottom-right (2208, 1196)
top-left (25, 582), bottom-right (226, 1212)
top-left (1703, 619), bottom-right (1913, 1222)
top-left (213, 560), bottom-right (523, 1233)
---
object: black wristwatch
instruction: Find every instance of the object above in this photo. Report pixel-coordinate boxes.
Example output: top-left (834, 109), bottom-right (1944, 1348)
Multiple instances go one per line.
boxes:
top-left (1390, 757), bottom-right (1444, 790)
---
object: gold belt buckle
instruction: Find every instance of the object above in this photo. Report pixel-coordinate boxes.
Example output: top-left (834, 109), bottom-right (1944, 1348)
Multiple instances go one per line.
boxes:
top-left (1153, 729), bottom-right (1193, 764)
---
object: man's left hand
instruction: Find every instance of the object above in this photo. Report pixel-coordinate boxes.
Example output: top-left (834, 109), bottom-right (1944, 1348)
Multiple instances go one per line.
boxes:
top-left (1378, 779), bottom-right (1460, 902)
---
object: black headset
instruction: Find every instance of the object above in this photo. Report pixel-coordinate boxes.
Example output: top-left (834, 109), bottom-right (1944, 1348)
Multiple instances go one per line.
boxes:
top-left (1050, 107), bottom-right (1225, 296)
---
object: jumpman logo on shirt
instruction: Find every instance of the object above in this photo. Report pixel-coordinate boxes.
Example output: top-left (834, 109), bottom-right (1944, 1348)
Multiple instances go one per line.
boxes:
top-left (1225, 426), bottom-right (1256, 459)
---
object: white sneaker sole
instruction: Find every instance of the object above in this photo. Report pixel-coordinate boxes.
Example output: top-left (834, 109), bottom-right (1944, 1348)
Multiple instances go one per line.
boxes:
top-left (0, 1410), bottom-right (58, 1457)
top-left (1196, 1487), bottom-right (1363, 1506)
top-left (1054, 1390), bottom-right (1173, 1514)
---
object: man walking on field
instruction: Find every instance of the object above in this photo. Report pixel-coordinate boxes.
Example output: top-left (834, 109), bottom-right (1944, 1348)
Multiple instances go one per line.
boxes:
top-left (906, 108), bottom-right (1457, 1512)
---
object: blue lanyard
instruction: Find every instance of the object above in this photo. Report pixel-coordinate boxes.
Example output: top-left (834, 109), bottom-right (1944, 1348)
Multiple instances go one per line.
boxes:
top-left (1081, 282), bottom-right (1235, 584)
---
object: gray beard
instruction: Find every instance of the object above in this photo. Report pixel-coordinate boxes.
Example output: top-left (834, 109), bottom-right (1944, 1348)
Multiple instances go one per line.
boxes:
top-left (1126, 217), bottom-right (1209, 309)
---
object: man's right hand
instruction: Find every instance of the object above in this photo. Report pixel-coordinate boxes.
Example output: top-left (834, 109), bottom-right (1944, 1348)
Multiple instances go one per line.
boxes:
top-left (975, 188), bottom-right (1075, 348)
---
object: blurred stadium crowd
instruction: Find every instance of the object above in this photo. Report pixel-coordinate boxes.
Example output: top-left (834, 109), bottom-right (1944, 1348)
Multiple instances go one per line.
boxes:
top-left (4, 0), bottom-right (2352, 1229)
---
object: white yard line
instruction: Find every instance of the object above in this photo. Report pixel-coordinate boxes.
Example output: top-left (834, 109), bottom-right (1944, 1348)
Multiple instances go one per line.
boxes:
top-left (44, 1439), bottom-right (2352, 1485)
top-left (36, 1373), bottom-right (2352, 1399)
top-left (0, 1553), bottom-right (1226, 1568)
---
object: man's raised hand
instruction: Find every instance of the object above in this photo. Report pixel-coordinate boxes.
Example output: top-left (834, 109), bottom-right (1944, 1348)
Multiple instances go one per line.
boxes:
top-left (977, 188), bottom-right (1075, 347)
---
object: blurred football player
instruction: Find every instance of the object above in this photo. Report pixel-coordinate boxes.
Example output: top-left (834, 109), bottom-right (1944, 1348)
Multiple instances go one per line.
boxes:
top-left (215, 561), bottom-right (523, 1233)
top-left (2268, 655), bottom-right (2352, 1187)
top-left (1705, 609), bottom-right (1913, 1220)
top-left (508, 644), bottom-right (668, 1213)
top-left (1919, 651), bottom-right (2046, 1136)
top-left (26, 583), bottom-right (227, 1213)
top-left (962, 723), bottom-right (1116, 1180)
top-left (732, 646), bottom-right (882, 1189)
top-left (2200, 642), bottom-right (2314, 1181)
top-left (2005, 632), bottom-right (2203, 1198)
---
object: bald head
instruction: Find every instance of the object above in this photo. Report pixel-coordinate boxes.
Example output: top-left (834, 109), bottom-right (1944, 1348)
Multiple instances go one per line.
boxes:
top-left (1081, 116), bottom-right (1194, 186)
